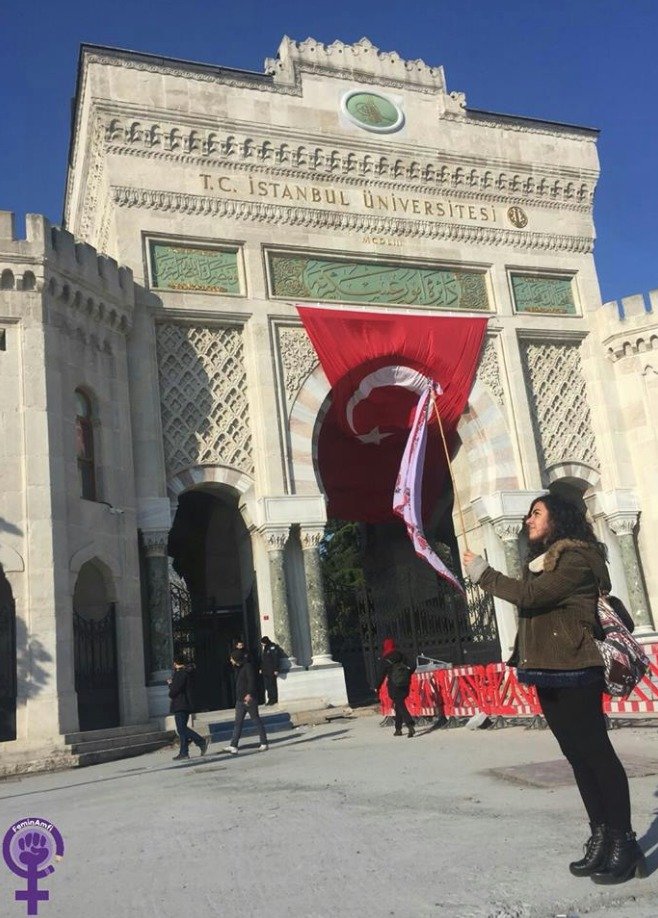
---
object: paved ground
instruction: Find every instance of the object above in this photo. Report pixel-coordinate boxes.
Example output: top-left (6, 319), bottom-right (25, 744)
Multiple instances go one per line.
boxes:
top-left (0, 715), bottom-right (657, 918)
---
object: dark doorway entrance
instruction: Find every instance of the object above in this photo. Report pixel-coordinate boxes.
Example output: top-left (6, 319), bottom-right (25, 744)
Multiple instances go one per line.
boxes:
top-left (168, 488), bottom-right (259, 712)
top-left (73, 560), bottom-right (120, 732)
top-left (0, 567), bottom-right (17, 741)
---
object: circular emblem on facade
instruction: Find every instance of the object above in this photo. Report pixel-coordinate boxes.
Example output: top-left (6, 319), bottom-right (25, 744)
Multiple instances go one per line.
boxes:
top-left (507, 206), bottom-right (528, 228)
top-left (341, 91), bottom-right (404, 134)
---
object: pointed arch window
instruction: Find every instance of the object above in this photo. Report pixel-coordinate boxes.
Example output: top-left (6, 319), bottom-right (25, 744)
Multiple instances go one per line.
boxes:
top-left (75, 389), bottom-right (96, 501)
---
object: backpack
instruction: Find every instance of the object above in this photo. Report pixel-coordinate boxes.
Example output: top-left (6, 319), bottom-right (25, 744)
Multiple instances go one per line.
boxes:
top-left (594, 594), bottom-right (649, 697)
top-left (389, 659), bottom-right (412, 689)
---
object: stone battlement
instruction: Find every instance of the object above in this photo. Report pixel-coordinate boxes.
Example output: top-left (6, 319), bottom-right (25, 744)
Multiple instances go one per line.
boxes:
top-left (265, 36), bottom-right (451, 94)
top-left (596, 289), bottom-right (658, 362)
top-left (0, 211), bottom-right (133, 306)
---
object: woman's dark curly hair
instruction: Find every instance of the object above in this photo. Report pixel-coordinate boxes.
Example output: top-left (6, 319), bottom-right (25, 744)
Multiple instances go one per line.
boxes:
top-left (525, 493), bottom-right (607, 561)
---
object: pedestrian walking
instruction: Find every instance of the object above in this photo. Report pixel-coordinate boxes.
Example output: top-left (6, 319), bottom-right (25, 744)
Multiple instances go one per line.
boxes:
top-left (462, 493), bottom-right (646, 884)
top-left (259, 635), bottom-right (283, 705)
top-left (168, 658), bottom-right (208, 761)
top-left (376, 637), bottom-right (416, 737)
top-left (224, 649), bottom-right (269, 754)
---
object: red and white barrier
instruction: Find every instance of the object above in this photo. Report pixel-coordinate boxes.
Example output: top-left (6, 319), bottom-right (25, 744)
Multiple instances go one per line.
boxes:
top-left (378, 642), bottom-right (658, 721)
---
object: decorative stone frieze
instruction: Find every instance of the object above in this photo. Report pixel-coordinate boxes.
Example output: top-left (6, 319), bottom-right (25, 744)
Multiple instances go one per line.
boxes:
top-left (277, 325), bottom-right (318, 409)
top-left (476, 337), bottom-right (505, 409)
top-left (100, 116), bottom-right (594, 211)
top-left (111, 186), bottom-right (593, 254)
top-left (155, 323), bottom-right (253, 479)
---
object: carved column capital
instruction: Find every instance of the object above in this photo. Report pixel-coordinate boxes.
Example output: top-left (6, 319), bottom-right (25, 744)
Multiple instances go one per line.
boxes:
top-left (300, 525), bottom-right (325, 550)
top-left (259, 526), bottom-right (290, 552)
top-left (492, 518), bottom-right (524, 543)
top-left (606, 512), bottom-right (638, 537)
top-left (142, 529), bottom-right (169, 557)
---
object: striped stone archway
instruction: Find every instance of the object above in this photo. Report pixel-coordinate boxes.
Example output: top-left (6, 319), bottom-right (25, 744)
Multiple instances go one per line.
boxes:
top-left (288, 364), bottom-right (518, 500)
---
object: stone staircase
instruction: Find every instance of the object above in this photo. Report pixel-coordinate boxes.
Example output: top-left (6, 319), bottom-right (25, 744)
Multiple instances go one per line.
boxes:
top-left (64, 723), bottom-right (175, 767)
top-left (203, 711), bottom-right (294, 746)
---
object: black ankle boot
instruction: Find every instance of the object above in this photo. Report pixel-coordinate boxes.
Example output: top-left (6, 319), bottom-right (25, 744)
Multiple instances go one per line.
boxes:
top-left (591, 829), bottom-right (647, 884)
top-left (569, 823), bottom-right (608, 876)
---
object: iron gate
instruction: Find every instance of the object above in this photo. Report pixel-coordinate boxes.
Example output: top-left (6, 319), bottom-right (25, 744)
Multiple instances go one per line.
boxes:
top-left (74, 604), bottom-right (120, 732)
top-left (328, 577), bottom-right (500, 704)
top-left (171, 580), bottom-right (253, 711)
top-left (0, 573), bottom-right (17, 741)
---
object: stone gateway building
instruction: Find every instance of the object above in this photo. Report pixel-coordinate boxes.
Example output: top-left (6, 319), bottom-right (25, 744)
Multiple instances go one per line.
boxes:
top-left (1, 37), bottom-right (656, 770)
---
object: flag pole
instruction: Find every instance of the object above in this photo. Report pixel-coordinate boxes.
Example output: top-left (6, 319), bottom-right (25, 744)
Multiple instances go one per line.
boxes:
top-left (429, 387), bottom-right (470, 552)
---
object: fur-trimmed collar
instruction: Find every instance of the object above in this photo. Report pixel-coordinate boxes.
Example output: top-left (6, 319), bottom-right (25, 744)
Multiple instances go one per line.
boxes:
top-left (530, 538), bottom-right (596, 573)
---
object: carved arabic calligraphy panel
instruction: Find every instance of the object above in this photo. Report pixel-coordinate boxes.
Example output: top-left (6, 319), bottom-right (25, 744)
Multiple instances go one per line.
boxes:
top-left (511, 273), bottom-right (576, 315)
top-left (150, 241), bottom-right (241, 294)
top-left (268, 252), bottom-right (489, 311)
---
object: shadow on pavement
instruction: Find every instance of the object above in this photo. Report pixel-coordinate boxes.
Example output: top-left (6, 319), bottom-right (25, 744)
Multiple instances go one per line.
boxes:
top-left (0, 728), bottom-right (354, 799)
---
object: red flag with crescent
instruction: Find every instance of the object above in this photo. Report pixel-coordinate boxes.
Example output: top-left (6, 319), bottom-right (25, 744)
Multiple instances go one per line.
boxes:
top-left (296, 306), bottom-right (487, 523)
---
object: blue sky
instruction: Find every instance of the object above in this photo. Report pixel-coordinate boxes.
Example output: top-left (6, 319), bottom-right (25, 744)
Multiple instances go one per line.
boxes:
top-left (1, 0), bottom-right (656, 303)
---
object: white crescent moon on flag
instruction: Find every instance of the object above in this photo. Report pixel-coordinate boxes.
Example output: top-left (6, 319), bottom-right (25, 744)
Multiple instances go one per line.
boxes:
top-left (345, 365), bottom-right (442, 444)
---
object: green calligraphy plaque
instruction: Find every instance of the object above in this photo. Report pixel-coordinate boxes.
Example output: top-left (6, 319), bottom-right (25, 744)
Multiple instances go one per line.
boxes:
top-left (150, 242), bottom-right (241, 294)
top-left (342, 91), bottom-right (404, 133)
top-left (511, 273), bottom-right (576, 315)
top-left (268, 252), bottom-right (489, 311)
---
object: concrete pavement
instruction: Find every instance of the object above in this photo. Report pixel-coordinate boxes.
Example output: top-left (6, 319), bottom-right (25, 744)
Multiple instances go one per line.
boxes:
top-left (0, 714), bottom-right (656, 918)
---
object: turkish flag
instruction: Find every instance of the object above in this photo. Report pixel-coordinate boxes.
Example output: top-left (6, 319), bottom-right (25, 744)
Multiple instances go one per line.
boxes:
top-left (297, 306), bottom-right (487, 523)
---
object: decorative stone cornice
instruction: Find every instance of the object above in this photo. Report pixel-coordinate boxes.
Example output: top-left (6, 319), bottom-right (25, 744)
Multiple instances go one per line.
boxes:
top-left (99, 114), bottom-right (595, 212)
top-left (111, 185), bottom-right (593, 254)
top-left (604, 332), bottom-right (658, 362)
top-left (142, 529), bottom-right (169, 556)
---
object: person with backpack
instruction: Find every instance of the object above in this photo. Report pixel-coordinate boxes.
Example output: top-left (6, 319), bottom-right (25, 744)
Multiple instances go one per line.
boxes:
top-left (376, 637), bottom-right (416, 737)
top-left (462, 493), bottom-right (646, 885)
top-left (167, 657), bottom-right (208, 761)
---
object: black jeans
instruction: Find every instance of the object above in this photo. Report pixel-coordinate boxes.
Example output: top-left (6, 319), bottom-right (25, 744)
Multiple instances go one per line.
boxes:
top-left (263, 674), bottom-right (278, 705)
top-left (230, 698), bottom-right (268, 747)
top-left (390, 692), bottom-right (414, 731)
top-left (537, 683), bottom-right (631, 831)
top-left (174, 712), bottom-right (205, 757)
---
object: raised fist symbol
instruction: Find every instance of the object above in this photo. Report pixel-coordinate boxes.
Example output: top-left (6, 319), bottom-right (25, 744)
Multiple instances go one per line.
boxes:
top-left (18, 832), bottom-right (49, 870)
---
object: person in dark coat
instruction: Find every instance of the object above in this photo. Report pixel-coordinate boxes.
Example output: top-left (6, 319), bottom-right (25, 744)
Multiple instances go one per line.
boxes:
top-left (376, 637), bottom-right (416, 737)
top-left (168, 658), bottom-right (208, 761)
top-left (463, 493), bottom-right (646, 885)
top-left (224, 649), bottom-right (269, 754)
top-left (259, 636), bottom-right (283, 705)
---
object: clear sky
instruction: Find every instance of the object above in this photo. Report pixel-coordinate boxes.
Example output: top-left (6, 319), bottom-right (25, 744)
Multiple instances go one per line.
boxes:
top-left (1, 0), bottom-right (656, 304)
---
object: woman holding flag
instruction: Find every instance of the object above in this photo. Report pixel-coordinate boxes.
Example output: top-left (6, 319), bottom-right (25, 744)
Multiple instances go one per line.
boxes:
top-left (462, 494), bottom-right (646, 885)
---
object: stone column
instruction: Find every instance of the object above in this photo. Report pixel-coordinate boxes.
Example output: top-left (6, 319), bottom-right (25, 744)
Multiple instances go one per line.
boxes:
top-left (261, 526), bottom-right (296, 666)
top-left (142, 529), bottom-right (173, 686)
top-left (300, 525), bottom-right (333, 666)
top-left (606, 513), bottom-right (654, 633)
top-left (492, 519), bottom-right (524, 579)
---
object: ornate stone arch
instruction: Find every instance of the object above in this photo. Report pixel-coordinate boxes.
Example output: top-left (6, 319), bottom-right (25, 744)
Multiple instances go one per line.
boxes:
top-left (545, 461), bottom-right (600, 490)
top-left (288, 365), bottom-right (518, 499)
top-left (167, 464), bottom-right (255, 528)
